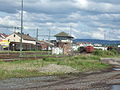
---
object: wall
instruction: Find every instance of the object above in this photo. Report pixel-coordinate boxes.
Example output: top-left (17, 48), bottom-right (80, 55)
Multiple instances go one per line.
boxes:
top-left (22, 39), bottom-right (36, 45)
top-left (6, 34), bottom-right (36, 45)
top-left (6, 34), bottom-right (20, 42)
top-left (52, 47), bottom-right (63, 55)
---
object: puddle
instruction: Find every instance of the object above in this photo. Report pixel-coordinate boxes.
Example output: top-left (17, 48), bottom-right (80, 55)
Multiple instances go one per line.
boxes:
top-left (111, 85), bottom-right (120, 90)
top-left (113, 68), bottom-right (120, 71)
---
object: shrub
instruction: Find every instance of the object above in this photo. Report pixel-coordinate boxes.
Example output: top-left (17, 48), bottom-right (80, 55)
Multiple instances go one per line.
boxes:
top-left (43, 57), bottom-right (57, 61)
top-left (78, 47), bottom-right (86, 53)
top-left (93, 49), bottom-right (119, 57)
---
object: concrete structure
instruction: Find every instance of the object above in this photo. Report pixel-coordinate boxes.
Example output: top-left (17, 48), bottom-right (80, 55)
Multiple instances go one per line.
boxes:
top-left (94, 47), bottom-right (107, 50)
top-left (52, 47), bottom-right (63, 55)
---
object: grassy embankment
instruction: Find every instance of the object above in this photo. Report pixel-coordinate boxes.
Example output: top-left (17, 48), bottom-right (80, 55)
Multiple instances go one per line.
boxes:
top-left (0, 50), bottom-right (116, 80)
top-left (0, 50), bottom-right (48, 53)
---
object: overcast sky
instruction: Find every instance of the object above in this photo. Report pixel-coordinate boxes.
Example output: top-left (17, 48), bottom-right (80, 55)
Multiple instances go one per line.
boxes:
top-left (0, 0), bottom-right (120, 40)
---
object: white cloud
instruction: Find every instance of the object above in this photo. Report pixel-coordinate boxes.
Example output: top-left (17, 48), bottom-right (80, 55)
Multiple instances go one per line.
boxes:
top-left (75, 0), bottom-right (89, 8)
top-left (74, 0), bottom-right (120, 13)
top-left (0, 15), bottom-right (19, 27)
top-left (0, 0), bottom-right (120, 40)
top-left (91, 32), bottom-right (104, 39)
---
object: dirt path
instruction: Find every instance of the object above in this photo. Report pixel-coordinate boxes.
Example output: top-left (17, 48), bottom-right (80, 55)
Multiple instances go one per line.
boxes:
top-left (0, 58), bottom-right (120, 90)
top-left (0, 70), bottom-right (120, 90)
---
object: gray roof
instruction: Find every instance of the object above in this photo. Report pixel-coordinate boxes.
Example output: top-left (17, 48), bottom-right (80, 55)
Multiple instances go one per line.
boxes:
top-left (54, 32), bottom-right (73, 38)
top-left (15, 33), bottom-right (36, 41)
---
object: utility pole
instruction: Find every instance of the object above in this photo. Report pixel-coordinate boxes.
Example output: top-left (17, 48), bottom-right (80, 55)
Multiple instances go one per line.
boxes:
top-left (48, 28), bottom-right (51, 42)
top-left (20, 0), bottom-right (23, 56)
top-left (47, 28), bottom-right (51, 53)
top-left (36, 28), bottom-right (38, 51)
top-left (70, 24), bottom-right (72, 36)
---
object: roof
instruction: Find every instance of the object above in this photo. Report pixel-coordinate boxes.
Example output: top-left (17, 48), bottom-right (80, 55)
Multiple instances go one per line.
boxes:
top-left (15, 33), bottom-right (36, 41)
top-left (0, 33), bottom-right (8, 39)
top-left (54, 32), bottom-right (73, 38)
top-left (39, 41), bottom-right (54, 46)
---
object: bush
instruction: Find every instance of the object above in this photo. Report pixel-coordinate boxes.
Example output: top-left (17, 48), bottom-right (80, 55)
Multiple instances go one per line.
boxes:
top-left (78, 47), bottom-right (86, 53)
top-left (93, 49), bottom-right (119, 57)
top-left (73, 55), bottom-right (100, 61)
top-left (43, 57), bottom-right (63, 62)
top-left (111, 49), bottom-right (119, 55)
top-left (43, 57), bottom-right (57, 61)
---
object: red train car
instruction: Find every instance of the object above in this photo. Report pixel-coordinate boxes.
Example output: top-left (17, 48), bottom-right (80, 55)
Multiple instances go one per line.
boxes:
top-left (85, 46), bottom-right (94, 53)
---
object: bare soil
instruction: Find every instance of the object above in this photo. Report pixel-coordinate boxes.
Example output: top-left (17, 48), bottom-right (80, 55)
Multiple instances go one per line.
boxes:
top-left (0, 69), bottom-right (119, 90)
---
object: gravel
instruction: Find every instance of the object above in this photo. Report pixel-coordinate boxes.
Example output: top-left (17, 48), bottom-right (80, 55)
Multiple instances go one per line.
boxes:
top-left (38, 64), bottom-right (78, 73)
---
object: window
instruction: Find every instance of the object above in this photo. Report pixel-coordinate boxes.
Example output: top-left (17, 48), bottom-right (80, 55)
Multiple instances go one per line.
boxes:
top-left (14, 34), bottom-right (16, 37)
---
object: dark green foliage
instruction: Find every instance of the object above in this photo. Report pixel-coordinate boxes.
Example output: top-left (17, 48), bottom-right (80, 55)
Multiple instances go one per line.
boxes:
top-left (78, 47), bottom-right (86, 53)
top-left (43, 57), bottom-right (63, 62)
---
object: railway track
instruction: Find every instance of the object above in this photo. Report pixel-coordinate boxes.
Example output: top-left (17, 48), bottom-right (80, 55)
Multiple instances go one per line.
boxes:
top-left (0, 52), bottom-right (68, 62)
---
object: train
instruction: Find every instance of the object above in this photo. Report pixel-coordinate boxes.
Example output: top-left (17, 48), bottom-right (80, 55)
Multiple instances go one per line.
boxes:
top-left (78, 46), bottom-right (120, 53)
top-left (78, 46), bottom-right (94, 53)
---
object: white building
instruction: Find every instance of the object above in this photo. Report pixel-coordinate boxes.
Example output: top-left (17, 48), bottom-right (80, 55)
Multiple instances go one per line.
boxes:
top-left (52, 47), bottom-right (63, 55)
top-left (118, 45), bottom-right (120, 47)
top-left (6, 32), bottom-right (36, 45)
top-left (94, 47), bottom-right (107, 50)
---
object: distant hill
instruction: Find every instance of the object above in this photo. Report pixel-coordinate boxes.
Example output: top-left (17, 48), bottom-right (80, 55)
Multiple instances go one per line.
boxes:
top-left (73, 39), bottom-right (120, 45)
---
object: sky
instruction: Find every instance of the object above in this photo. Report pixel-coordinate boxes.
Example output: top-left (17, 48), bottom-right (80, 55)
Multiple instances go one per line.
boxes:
top-left (0, 0), bottom-right (120, 40)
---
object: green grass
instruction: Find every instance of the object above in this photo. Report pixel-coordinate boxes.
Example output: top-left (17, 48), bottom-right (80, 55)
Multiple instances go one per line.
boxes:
top-left (55, 55), bottom-right (109, 72)
top-left (93, 49), bottom-right (120, 57)
top-left (0, 50), bottom-right (50, 54)
top-left (0, 54), bottom-right (111, 80)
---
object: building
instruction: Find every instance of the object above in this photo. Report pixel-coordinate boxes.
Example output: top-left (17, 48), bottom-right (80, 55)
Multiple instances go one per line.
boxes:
top-left (6, 32), bottom-right (36, 51)
top-left (6, 32), bottom-right (36, 44)
top-left (0, 33), bottom-right (9, 50)
top-left (39, 40), bottom-right (54, 50)
top-left (54, 32), bottom-right (73, 43)
top-left (54, 32), bottom-right (74, 55)
top-left (0, 33), bottom-right (8, 40)
top-left (76, 42), bottom-right (93, 47)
